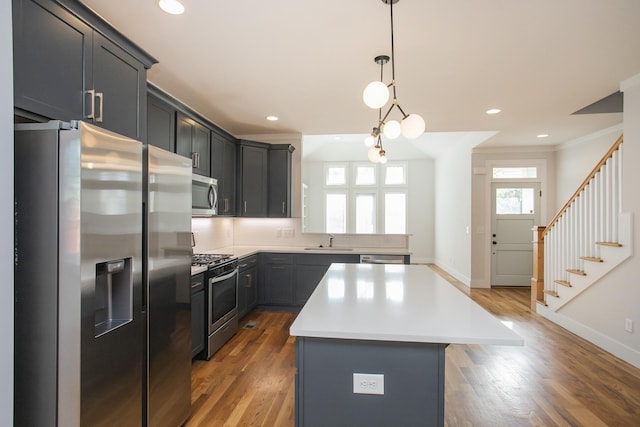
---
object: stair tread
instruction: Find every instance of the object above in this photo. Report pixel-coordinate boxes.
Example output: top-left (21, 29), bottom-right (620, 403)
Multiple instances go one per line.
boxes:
top-left (595, 241), bottom-right (622, 247)
top-left (554, 280), bottom-right (572, 287)
top-left (536, 299), bottom-right (548, 307)
top-left (580, 256), bottom-right (603, 262)
top-left (567, 269), bottom-right (587, 276)
top-left (544, 289), bottom-right (559, 298)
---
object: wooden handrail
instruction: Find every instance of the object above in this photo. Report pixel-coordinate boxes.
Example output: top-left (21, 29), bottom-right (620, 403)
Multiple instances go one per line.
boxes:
top-left (542, 134), bottom-right (623, 237)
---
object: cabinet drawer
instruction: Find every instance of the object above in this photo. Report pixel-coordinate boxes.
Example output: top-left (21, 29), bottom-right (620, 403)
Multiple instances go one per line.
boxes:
top-left (191, 273), bottom-right (205, 293)
top-left (263, 253), bottom-right (293, 264)
top-left (238, 255), bottom-right (258, 271)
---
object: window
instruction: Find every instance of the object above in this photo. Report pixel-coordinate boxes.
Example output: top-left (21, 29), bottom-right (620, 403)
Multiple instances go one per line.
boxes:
top-left (321, 162), bottom-right (408, 234)
top-left (384, 193), bottom-right (406, 233)
top-left (384, 165), bottom-right (406, 185)
top-left (492, 167), bottom-right (537, 179)
top-left (355, 165), bottom-right (376, 186)
top-left (325, 193), bottom-right (346, 232)
top-left (495, 188), bottom-right (535, 214)
top-left (325, 165), bottom-right (347, 186)
top-left (355, 193), bottom-right (376, 233)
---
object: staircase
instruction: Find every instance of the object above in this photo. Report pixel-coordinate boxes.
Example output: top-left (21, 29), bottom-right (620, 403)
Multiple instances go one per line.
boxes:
top-left (531, 135), bottom-right (632, 312)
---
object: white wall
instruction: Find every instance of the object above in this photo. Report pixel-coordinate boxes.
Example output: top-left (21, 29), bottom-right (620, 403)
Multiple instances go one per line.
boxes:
top-left (1, 1), bottom-right (13, 422)
top-left (547, 74), bottom-right (640, 368)
top-left (433, 140), bottom-right (473, 284)
top-left (555, 124), bottom-right (623, 206)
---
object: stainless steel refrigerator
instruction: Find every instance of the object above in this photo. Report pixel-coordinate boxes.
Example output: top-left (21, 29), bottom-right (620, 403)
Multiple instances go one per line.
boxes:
top-left (14, 121), bottom-right (192, 426)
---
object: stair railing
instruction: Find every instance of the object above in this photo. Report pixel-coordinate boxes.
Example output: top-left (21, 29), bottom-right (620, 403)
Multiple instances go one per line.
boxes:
top-left (531, 135), bottom-right (623, 309)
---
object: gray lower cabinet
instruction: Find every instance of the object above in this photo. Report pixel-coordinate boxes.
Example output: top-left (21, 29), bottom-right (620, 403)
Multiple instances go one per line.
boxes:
top-left (295, 338), bottom-right (445, 427)
top-left (261, 254), bottom-right (294, 306)
top-left (13, 0), bottom-right (153, 140)
top-left (238, 255), bottom-right (259, 318)
top-left (190, 273), bottom-right (205, 358)
top-left (260, 253), bottom-right (361, 309)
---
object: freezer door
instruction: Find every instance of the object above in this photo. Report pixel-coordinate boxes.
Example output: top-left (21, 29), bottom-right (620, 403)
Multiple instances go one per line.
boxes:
top-left (146, 145), bottom-right (193, 427)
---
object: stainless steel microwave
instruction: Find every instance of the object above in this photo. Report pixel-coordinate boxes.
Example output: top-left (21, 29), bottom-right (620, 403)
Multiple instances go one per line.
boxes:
top-left (192, 174), bottom-right (218, 216)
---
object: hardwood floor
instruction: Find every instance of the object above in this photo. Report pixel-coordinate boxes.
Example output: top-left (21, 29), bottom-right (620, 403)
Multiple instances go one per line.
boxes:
top-left (186, 266), bottom-right (640, 426)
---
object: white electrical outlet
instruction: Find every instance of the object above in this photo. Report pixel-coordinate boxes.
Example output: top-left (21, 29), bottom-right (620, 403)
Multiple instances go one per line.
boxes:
top-left (625, 318), bottom-right (634, 333)
top-left (353, 373), bottom-right (384, 395)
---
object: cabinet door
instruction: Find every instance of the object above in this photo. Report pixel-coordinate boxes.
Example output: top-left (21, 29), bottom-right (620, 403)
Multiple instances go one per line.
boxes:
top-left (221, 138), bottom-right (237, 215)
top-left (268, 145), bottom-right (293, 218)
top-left (13, 0), bottom-right (92, 121)
top-left (175, 112), bottom-right (193, 160)
top-left (294, 265), bottom-right (328, 306)
top-left (192, 123), bottom-right (211, 176)
top-left (147, 93), bottom-right (176, 151)
top-left (238, 266), bottom-right (258, 318)
top-left (191, 289), bottom-right (205, 358)
top-left (264, 264), bottom-right (293, 305)
top-left (239, 144), bottom-right (268, 216)
top-left (92, 32), bottom-right (146, 140)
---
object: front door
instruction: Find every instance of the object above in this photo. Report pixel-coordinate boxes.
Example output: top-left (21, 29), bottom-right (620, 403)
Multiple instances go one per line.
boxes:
top-left (491, 182), bottom-right (541, 286)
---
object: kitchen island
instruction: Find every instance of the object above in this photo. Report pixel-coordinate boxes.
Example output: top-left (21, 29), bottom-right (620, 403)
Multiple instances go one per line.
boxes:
top-left (290, 263), bottom-right (523, 427)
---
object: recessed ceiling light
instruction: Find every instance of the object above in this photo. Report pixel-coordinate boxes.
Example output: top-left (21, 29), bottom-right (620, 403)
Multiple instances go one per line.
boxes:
top-left (158, 0), bottom-right (184, 15)
top-left (486, 108), bottom-right (501, 115)
top-left (537, 134), bottom-right (549, 138)
top-left (266, 116), bottom-right (279, 121)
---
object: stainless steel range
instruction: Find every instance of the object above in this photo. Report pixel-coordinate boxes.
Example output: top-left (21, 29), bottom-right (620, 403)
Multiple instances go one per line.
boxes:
top-left (192, 254), bottom-right (239, 359)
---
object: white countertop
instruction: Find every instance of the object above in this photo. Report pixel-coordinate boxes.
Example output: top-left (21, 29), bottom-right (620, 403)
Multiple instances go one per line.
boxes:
top-left (290, 263), bottom-right (523, 346)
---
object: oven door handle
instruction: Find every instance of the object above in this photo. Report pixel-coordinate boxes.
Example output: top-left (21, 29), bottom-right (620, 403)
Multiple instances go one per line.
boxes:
top-left (210, 268), bottom-right (238, 283)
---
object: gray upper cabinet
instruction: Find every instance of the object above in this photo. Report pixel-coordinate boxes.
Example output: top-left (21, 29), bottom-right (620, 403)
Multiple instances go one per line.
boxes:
top-left (176, 112), bottom-right (211, 176)
top-left (12, 0), bottom-right (155, 140)
top-left (147, 92), bottom-right (176, 152)
top-left (238, 140), bottom-right (269, 217)
top-left (211, 132), bottom-right (237, 215)
top-left (268, 144), bottom-right (295, 218)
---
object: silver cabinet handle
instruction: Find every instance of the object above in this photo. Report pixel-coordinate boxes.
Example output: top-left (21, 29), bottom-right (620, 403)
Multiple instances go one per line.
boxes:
top-left (282, 201), bottom-right (285, 214)
top-left (86, 89), bottom-right (95, 119)
top-left (95, 92), bottom-right (104, 122)
top-left (192, 152), bottom-right (200, 169)
top-left (244, 200), bottom-right (247, 213)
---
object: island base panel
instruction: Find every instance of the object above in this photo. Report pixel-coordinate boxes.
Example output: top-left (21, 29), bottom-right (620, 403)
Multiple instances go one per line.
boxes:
top-left (295, 337), bottom-right (445, 427)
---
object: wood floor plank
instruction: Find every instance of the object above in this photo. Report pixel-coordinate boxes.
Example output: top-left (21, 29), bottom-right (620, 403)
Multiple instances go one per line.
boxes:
top-left (184, 265), bottom-right (640, 426)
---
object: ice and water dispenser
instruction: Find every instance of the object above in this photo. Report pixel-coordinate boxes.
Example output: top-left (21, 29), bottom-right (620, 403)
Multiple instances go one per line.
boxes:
top-left (94, 258), bottom-right (133, 337)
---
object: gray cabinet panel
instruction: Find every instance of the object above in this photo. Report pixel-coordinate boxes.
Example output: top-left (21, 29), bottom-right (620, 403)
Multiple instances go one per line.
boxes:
top-left (147, 93), bottom-right (176, 152)
top-left (92, 32), bottom-right (144, 140)
top-left (268, 144), bottom-right (294, 217)
top-left (13, 0), bottom-right (92, 121)
top-left (176, 112), bottom-right (211, 176)
top-left (239, 141), bottom-right (268, 217)
top-left (211, 132), bottom-right (237, 215)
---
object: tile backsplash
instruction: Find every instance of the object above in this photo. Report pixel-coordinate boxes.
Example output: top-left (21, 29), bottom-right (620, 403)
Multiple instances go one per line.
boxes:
top-left (191, 217), bottom-right (409, 252)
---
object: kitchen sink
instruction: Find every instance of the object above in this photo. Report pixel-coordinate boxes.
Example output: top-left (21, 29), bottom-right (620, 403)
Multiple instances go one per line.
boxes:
top-left (304, 247), bottom-right (353, 251)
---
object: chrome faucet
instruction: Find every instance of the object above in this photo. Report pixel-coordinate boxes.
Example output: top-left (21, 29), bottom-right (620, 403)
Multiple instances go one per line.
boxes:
top-left (328, 234), bottom-right (334, 248)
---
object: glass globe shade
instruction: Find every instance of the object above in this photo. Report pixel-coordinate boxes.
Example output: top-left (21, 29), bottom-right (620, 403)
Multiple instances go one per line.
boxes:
top-left (367, 146), bottom-right (381, 163)
top-left (364, 135), bottom-right (375, 147)
top-left (383, 120), bottom-right (401, 139)
top-left (363, 81), bottom-right (389, 109)
top-left (401, 114), bottom-right (426, 139)
top-left (379, 151), bottom-right (388, 164)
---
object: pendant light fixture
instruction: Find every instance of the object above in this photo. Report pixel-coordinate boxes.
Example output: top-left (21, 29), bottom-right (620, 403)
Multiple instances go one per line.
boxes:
top-left (363, 0), bottom-right (426, 146)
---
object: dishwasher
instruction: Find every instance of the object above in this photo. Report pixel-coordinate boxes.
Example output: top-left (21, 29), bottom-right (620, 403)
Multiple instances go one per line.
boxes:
top-left (359, 254), bottom-right (406, 264)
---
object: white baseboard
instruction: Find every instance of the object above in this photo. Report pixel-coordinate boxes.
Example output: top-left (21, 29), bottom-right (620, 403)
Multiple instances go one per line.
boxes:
top-left (538, 306), bottom-right (640, 369)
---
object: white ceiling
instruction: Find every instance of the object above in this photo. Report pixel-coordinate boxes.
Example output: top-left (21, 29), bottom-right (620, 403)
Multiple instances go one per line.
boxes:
top-left (82, 0), bottom-right (640, 157)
